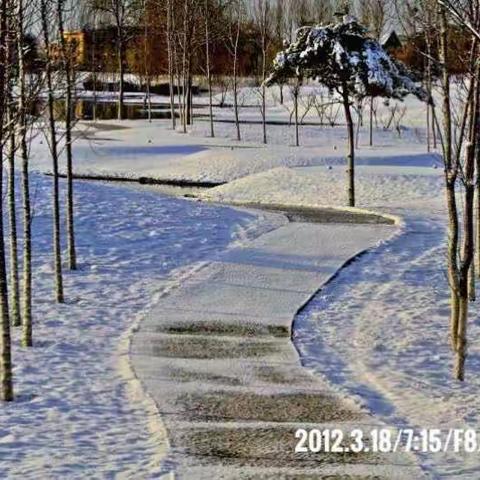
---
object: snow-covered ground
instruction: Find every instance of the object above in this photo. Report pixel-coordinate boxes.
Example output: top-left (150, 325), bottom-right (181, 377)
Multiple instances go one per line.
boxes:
top-left (0, 173), bottom-right (270, 478)
top-left (17, 82), bottom-right (480, 478)
top-left (31, 85), bottom-right (437, 184)
top-left (294, 204), bottom-right (480, 479)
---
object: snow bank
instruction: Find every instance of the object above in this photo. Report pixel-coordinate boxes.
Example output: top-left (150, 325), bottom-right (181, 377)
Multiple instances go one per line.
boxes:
top-left (201, 165), bottom-right (444, 209)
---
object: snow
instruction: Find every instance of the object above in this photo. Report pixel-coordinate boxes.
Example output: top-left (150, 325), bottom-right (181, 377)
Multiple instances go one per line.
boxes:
top-left (293, 204), bottom-right (480, 478)
top-left (0, 173), bottom-right (268, 478)
top-left (200, 165), bottom-right (444, 209)
top-left (14, 77), bottom-right (480, 478)
top-left (28, 95), bottom-right (438, 185)
top-left (132, 220), bottom-right (423, 479)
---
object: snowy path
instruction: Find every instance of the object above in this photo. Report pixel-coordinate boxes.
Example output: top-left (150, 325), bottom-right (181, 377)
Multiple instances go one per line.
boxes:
top-left (295, 201), bottom-right (480, 478)
top-left (131, 218), bottom-right (424, 479)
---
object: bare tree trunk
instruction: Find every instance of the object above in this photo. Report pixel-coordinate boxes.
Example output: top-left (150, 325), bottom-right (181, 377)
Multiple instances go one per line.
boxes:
top-left (0, 0), bottom-right (13, 402)
top-left (469, 262), bottom-right (476, 301)
top-left (16, 0), bottom-right (32, 347)
top-left (0, 144), bottom-right (12, 401)
top-left (232, 13), bottom-right (241, 141)
top-left (5, 17), bottom-right (21, 329)
top-left (117, 26), bottom-right (125, 120)
top-left (143, 0), bottom-right (151, 122)
top-left (41, 0), bottom-right (64, 304)
top-left (7, 109), bottom-right (21, 327)
top-left (57, 0), bottom-right (77, 271)
top-left (181, 0), bottom-right (188, 132)
top-left (92, 19), bottom-right (97, 122)
top-left (477, 137), bottom-right (480, 278)
top-left (260, 0), bottom-right (268, 145)
top-left (261, 83), bottom-right (267, 144)
top-left (205, 0), bottom-right (214, 137)
top-left (167, 0), bottom-right (176, 129)
top-left (355, 103), bottom-right (362, 149)
top-left (174, 42), bottom-right (183, 130)
top-left (439, 9), bottom-right (460, 352)
top-left (369, 96), bottom-right (373, 146)
top-left (294, 84), bottom-right (299, 146)
top-left (425, 40), bottom-right (432, 152)
top-left (342, 83), bottom-right (355, 207)
top-left (455, 142), bottom-right (476, 380)
top-left (186, 71), bottom-right (192, 125)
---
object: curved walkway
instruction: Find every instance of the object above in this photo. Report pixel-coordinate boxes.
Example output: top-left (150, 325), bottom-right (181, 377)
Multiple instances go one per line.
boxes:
top-left (295, 204), bottom-right (479, 478)
top-left (131, 216), bottom-right (424, 479)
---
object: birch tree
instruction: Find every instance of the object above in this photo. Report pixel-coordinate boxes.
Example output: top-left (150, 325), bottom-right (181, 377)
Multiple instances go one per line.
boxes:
top-left (41, 0), bottom-right (65, 303)
top-left (5, 16), bottom-right (21, 328)
top-left (204, 0), bottom-right (215, 136)
top-left (166, 0), bottom-right (176, 129)
top-left (434, 0), bottom-right (480, 380)
top-left (0, 0), bottom-right (13, 402)
top-left (254, 0), bottom-right (271, 144)
top-left (16, 0), bottom-right (33, 347)
top-left (225, 0), bottom-right (244, 141)
top-left (57, 0), bottom-right (78, 271)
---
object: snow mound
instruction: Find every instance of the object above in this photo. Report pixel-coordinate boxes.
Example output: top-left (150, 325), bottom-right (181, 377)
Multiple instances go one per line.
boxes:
top-left (202, 165), bottom-right (444, 209)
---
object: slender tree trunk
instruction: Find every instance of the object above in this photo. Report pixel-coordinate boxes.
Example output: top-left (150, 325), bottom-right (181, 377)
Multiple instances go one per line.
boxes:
top-left (355, 104), bottom-right (362, 149)
top-left (342, 84), bottom-right (355, 207)
top-left (57, 0), bottom-right (77, 271)
top-left (458, 60), bottom-right (480, 378)
top-left (425, 40), bottom-right (432, 152)
top-left (174, 41), bottom-right (183, 130)
top-left (439, 8), bottom-right (460, 353)
top-left (294, 84), bottom-right (299, 147)
top-left (232, 15), bottom-right (241, 141)
top-left (205, 0), bottom-right (214, 137)
top-left (175, 67), bottom-right (183, 129)
top-left (167, 0), bottom-right (176, 129)
top-left (186, 70), bottom-right (192, 125)
top-left (7, 110), bottom-right (21, 328)
top-left (0, 145), bottom-right (12, 402)
top-left (261, 4), bottom-right (268, 145)
top-left (41, 0), bottom-right (64, 304)
top-left (117, 27), bottom-right (125, 120)
top-left (369, 97), bottom-right (373, 146)
top-left (5, 18), bottom-right (20, 329)
top-left (181, 0), bottom-right (188, 132)
top-left (262, 83), bottom-right (267, 144)
top-left (20, 129), bottom-right (32, 345)
top-left (233, 68), bottom-right (240, 140)
top-left (455, 142), bottom-right (476, 381)
top-left (469, 262), bottom-right (476, 301)
top-left (92, 20), bottom-right (97, 122)
top-left (144, 4), bottom-right (152, 123)
top-left (16, 0), bottom-right (32, 347)
top-left (476, 138), bottom-right (480, 278)
top-left (172, 19), bottom-right (183, 130)
top-left (0, 0), bottom-right (13, 402)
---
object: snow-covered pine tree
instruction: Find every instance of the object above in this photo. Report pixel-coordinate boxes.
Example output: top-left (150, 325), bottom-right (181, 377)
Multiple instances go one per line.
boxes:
top-left (266, 16), bottom-right (429, 206)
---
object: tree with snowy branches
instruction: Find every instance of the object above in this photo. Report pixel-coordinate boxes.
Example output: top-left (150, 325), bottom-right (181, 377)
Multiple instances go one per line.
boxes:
top-left (266, 16), bottom-right (429, 207)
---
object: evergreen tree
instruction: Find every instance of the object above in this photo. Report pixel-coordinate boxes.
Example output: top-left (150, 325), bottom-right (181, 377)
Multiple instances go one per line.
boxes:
top-left (266, 17), bottom-right (429, 206)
